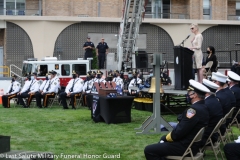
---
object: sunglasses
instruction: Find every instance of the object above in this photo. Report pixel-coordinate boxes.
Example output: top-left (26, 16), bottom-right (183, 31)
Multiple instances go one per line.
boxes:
top-left (190, 28), bottom-right (194, 30)
top-left (188, 92), bottom-right (195, 96)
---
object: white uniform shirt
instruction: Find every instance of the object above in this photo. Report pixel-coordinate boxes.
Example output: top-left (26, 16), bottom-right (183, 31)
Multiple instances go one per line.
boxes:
top-left (6, 81), bottom-right (21, 94)
top-left (65, 78), bottom-right (84, 93)
top-left (83, 80), bottom-right (94, 93)
top-left (39, 80), bottom-right (49, 91)
top-left (44, 77), bottom-right (60, 93)
top-left (128, 78), bottom-right (142, 92)
top-left (29, 79), bottom-right (40, 93)
top-left (112, 76), bottom-right (124, 88)
top-left (20, 80), bottom-right (31, 93)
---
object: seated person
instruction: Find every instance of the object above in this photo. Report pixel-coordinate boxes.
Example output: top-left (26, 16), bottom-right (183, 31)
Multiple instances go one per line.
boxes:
top-left (35, 71), bottom-right (59, 108)
top-left (231, 60), bottom-right (240, 74)
top-left (144, 80), bottom-right (210, 159)
top-left (17, 73), bottom-right (40, 108)
top-left (161, 70), bottom-right (171, 86)
top-left (224, 142), bottom-right (240, 160)
top-left (2, 74), bottom-right (21, 108)
top-left (59, 71), bottom-right (83, 109)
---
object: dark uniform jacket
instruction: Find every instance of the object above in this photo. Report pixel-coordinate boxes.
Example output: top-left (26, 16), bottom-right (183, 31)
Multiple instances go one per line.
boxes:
top-left (230, 84), bottom-right (240, 108)
top-left (203, 95), bottom-right (223, 144)
top-left (166, 100), bottom-right (209, 152)
top-left (96, 42), bottom-right (109, 53)
top-left (83, 41), bottom-right (95, 55)
top-left (224, 87), bottom-right (236, 108)
top-left (216, 89), bottom-right (232, 116)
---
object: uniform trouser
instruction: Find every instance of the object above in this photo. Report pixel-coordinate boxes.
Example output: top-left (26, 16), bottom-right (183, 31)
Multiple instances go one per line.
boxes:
top-left (98, 53), bottom-right (105, 69)
top-left (35, 92), bottom-right (55, 107)
top-left (84, 52), bottom-right (93, 60)
top-left (17, 92), bottom-right (31, 106)
top-left (59, 92), bottom-right (80, 109)
top-left (224, 143), bottom-right (240, 160)
top-left (144, 142), bottom-right (187, 160)
top-left (2, 94), bottom-right (17, 108)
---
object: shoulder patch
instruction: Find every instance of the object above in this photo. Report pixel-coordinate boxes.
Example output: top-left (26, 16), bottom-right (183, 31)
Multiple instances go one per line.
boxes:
top-left (186, 108), bottom-right (196, 119)
top-left (54, 82), bottom-right (57, 85)
top-left (17, 84), bottom-right (19, 86)
top-left (37, 81), bottom-right (40, 84)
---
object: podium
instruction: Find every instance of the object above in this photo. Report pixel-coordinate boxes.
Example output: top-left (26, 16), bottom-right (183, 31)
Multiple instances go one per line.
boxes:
top-left (174, 46), bottom-right (194, 90)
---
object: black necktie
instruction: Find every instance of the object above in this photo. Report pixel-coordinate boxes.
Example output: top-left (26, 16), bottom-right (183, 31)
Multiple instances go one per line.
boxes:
top-left (70, 79), bottom-right (75, 92)
top-left (9, 83), bottom-right (14, 93)
top-left (46, 80), bottom-right (51, 91)
top-left (27, 80), bottom-right (34, 92)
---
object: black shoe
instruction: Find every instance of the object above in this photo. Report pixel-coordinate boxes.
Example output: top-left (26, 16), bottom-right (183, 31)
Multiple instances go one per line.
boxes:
top-left (72, 107), bottom-right (76, 110)
top-left (63, 107), bottom-right (69, 109)
top-left (38, 105), bottom-right (42, 108)
top-left (44, 106), bottom-right (48, 108)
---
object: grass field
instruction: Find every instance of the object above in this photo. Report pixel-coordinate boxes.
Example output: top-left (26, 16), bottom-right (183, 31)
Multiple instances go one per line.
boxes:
top-left (0, 104), bottom-right (239, 160)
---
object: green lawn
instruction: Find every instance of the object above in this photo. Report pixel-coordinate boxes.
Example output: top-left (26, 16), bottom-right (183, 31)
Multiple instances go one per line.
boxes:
top-left (0, 105), bottom-right (239, 160)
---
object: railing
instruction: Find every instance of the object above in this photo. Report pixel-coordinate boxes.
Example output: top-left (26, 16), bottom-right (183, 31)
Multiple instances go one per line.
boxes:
top-left (0, 66), bottom-right (9, 77)
top-left (0, 9), bottom-right (41, 16)
top-left (144, 13), bottom-right (190, 19)
top-left (228, 15), bottom-right (240, 21)
top-left (10, 64), bottom-right (22, 78)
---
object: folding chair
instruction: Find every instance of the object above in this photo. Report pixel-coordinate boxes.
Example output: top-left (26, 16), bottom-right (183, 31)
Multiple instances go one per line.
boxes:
top-left (203, 61), bottom-right (213, 78)
top-left (48, 93), bottom-right (59, 108)
top-left (201, 118), bottom-right (224, 160)
top-left (165, 127), bottom-right (205, 160)
top-left (219, 114), bottom-right (229, 145)
top-left (231, 108), bottom-right (240, 129)
top-left (100, 82), bottom-right (106, 89)
top-left (76, 92), bottom-right (83, 107)
top-left (225, 107), bottom-right (236, 141)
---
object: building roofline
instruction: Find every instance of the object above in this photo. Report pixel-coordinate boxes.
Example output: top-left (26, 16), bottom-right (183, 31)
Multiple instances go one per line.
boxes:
top-left (0, 16), bottom-right (240, 25)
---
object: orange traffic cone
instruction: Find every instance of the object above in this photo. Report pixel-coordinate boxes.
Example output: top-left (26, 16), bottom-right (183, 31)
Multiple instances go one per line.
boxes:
top-left (0, 89), bottom-right (4, 105)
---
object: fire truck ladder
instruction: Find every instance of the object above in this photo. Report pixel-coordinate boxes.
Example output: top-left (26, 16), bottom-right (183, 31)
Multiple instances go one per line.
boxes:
top-left (117, 0), bottom-right (147, 70)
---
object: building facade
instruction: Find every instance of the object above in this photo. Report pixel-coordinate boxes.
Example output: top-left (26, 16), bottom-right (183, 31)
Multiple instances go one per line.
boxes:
top-left (0, 0), bottom-right (240, 76)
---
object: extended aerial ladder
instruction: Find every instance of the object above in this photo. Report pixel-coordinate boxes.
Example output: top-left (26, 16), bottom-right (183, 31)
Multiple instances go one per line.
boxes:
top-left (117, 0), bottom-right (148, 71)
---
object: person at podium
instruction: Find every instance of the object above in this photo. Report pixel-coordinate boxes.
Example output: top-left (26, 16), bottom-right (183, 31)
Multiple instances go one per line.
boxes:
top-left (189, 23), bottom-right (204, 83)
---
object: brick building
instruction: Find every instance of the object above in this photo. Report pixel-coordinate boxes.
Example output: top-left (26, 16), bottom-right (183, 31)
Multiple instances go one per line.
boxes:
top-left (0, 0), bottom-right (240, 76)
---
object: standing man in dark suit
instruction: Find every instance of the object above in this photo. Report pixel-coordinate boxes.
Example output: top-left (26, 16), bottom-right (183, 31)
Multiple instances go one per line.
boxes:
top-left (202, 79), bottom-right (223, 146)
top-left (144, 80), bottom-right (210, 159)
top-left (96, 38), bottom-right (109, 69)
top-left (83, 36), bottom-right (95, 60)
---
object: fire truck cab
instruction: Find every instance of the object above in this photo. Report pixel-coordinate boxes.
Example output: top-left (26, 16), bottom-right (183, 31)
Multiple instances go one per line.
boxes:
top-left (22, 57), bottom-right (90, 87)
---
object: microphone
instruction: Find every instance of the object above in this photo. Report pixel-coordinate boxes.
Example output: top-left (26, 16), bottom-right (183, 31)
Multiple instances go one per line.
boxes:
top-left (186, 34), bottom-right (191, 40)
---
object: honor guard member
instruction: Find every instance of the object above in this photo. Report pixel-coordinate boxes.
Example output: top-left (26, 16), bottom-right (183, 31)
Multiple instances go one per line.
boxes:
top-left (228, 71), bottom-right (240, 122)
top-left (212, 72), bottom-right (231, 135)
top-left (49, 70), bottom-right (61, 93)
top-left (123, 71), bottom-right (133, 95)
top-left (36, 71), bottom-right (60, 108)
top-left (212, 72), bottom-right (232, 116)
top-left (128, 71), bottom-right (142, 94)
top-left (96, 38), bottom-right (109, 69)
top-left (17, 73), bottom-right (40, 108)
top-left (112, 70), bottom-right (124, 89)
top-left (2, 74), bottom-right (21, 108)
top-left (35, 73), bottom-right (51, 108)
top-left (161, 70), bottom-right (172, 86)
top-left (83, 36), bottom-right (95, 60)
top-left (39, 73), bottom-right (51, 92)
top-left (224, 143), bottom-right (240, 160)
top-left (82, 73), bottom-right (93, 106)
top-left (201, 79), bottom-right (223, 146)
top-left (59, 71), bottom-right (83, 109)
top-left (223, 77), bottom-right (236, 109)
top-left (144, 80), bottom-right (210, 159)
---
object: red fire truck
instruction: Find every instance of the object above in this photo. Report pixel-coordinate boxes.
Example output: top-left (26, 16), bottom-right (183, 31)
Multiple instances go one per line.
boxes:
top-left (21, 57), bottom-right (90, 87)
